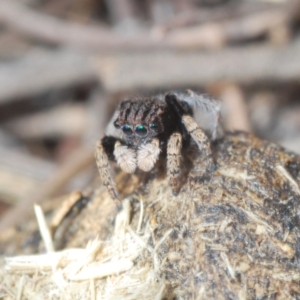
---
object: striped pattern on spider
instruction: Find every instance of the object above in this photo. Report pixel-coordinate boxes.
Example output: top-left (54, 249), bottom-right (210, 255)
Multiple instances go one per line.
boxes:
top-left (95, 90), bottom-right (222, 206)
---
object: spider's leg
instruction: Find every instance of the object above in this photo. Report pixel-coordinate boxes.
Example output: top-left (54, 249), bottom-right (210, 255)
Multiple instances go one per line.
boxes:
top-left (95, 138), bottom-right (120, 206)
top-left (167, 132), bottom-right (182, 195)
top-left (182, 115), bottom-right (214, 171)
top-left (137, 138), bottom-right (160, 172)
top-left (114, 140), bottom-right (137, 173)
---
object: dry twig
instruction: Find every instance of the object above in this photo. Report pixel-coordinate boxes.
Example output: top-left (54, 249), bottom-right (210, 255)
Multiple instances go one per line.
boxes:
top-left (0, 48), bottom-right (95, 104)
top-left (0, 0), bottom-right (298, 51)
top-left (93, 35), bottom-right (300, 91)
top-left (220, 84), bottom-right (251, 132)
top-left (4, 104), bottom-right (87, 139)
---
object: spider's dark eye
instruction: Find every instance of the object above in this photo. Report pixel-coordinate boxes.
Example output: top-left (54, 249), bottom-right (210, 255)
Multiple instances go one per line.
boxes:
top-left (135, 125), bottom-right (148, 137)
top-left (150, 123), bottom-right (158, 130)
top-left (121, 125), bottom-right (133, 136)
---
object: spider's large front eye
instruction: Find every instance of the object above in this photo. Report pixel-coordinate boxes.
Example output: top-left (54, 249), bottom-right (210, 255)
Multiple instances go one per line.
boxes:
top-left (135, 125), bottom-right (148, 137)
top-left (121, 125), bottom-right (133, 136)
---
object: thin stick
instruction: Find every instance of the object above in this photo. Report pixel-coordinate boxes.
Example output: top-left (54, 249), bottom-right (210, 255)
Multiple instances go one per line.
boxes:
top-left (34, 204), bottom-right (55, 253)
top-left (16, 275), bottom-right (25, 300)
top-left (221, 83), bottom-right (252, 132)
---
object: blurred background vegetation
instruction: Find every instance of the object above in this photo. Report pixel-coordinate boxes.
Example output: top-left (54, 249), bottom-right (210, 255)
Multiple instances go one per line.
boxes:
top-left (0, 0), bottom-right (300, 229)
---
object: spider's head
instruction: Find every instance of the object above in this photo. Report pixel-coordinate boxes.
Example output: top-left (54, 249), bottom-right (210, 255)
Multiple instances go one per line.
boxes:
top-left (113, 98), bottom-right (165, 145)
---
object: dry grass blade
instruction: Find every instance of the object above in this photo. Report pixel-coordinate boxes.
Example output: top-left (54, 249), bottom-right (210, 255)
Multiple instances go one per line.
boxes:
top-left (34, 204), bottom-right (54, 253)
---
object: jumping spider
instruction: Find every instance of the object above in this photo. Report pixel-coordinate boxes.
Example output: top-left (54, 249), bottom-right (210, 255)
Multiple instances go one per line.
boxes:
top-left (95, 90), bottom-right (222, 206)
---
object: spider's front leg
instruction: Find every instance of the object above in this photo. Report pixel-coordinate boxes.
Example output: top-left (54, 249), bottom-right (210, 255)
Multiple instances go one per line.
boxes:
top-left (167, 132), bottom-right (182, 195)
top-left (96, 136), bottom-right (137, 206)
top-left (182, 115), bottom-right (214, 171)
top-left (166, 93), bottom-right (214, 172)
top-left (95, 137), bottom-right (120, 206)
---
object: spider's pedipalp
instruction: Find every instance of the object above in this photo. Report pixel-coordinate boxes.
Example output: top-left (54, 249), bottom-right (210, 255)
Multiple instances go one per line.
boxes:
top-left (167, 132), bottom-right (182, 195)
top-left (182, 115), bottom-right (214, 170)
top-left (114, 141), bottom-right (137, 173)
top-left (137, 138), bottom-right (160, 172)
top-left (95, 141), bottom-right (120, 205)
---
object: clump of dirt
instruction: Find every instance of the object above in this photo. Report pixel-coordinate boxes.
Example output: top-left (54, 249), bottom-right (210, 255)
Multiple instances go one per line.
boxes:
top-left (1, 132), bottom-right (300, 299)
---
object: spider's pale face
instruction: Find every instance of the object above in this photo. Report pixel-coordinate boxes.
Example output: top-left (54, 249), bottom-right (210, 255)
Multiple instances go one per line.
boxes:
top-left (113, 98), bottom-right (166, 145)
